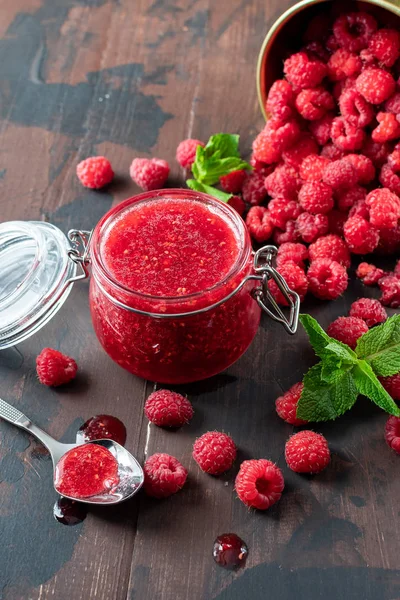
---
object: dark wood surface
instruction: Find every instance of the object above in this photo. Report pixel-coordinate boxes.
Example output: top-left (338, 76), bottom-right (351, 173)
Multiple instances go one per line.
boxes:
top-left (1, 0), bottom-right (400, 599)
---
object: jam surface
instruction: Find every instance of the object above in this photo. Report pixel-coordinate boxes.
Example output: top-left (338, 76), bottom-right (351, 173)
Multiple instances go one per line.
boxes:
top-left (76, 414), bottom-right (127, 447)
top-left (212, 533), bottom-right (248, 570)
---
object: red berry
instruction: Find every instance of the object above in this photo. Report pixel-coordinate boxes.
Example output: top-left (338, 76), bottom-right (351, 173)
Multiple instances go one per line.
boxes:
top-left (349, 297), bottom-right (387, 327)
top-left (345, 154), bottom-right (375, 184)
top-left (328, 48), bottom-right (362, 81)
top-left (295, 212), bottom-right (329, 243)
top-left (269, 261), bottom-right (308, 305)
top-left (266, 79), bottom-right (295, 120)
top-left (275, 382), bottom-right (307, 426)
top-left (220, 169), bottom-right (247, 194)
top-left (265, 164), bottom-right (302, 200)
top-left (379, 163), bottom-right (400, 196)
top-left (372, 112), bottom-right (400, 143)
top-left (235, 459), bottom-right (284, 510)
top-left (246, 207), bottom-right (274, 243)
top-left (327, 316), bottom-right (368, 349)
top-left (284, 51), bottom-right (327, 89)
top-left (76, 156), bottom-right (114, 189)
top-left (384, 415), bottom-right (400, 453)
top-left (242, 170), bottom-right (269, 205)
top-left (321, 143), bottom-right (346, 161)
top-left (273, 220), bottom-right (301, 245)
top-left (349, 198), bottom-right (370, 219)
top-left (322, 158), bottom-right (358, 189)
top-left (228, 195), bottom-right (246, 216)
top-left (366, 188), bottom-right (400, 230)
top-left (362, 139), bottom-right (391, 168)
top-left (336, 186), bottom-right (367, 212)
top-left (282, 134), bottom-right (319, 170)
top-left (276, 242), bottom-right (309, 269)
top-left (130, 157), bottom-right (169, 191)
top-left (299, 182), bottom-right (334, 215)
top-left (388, 147), bottom-right (400, 170)
top-left (143, 453), bottom-right (187, 498)
top-left (379, 275), bottom-right (400, 308)
top-left (369, 28), bottom-right (400, 67)
top-left (376, 226), bottom-right (400, 255)
top-left (328, 210), bottom-right (347, 237)
top-left (176, 139), bottom-right (205, 169)
top-left (36, 348), bottom-right (77, 387)
top-left (333, 12), bottom-right (377, 52)
top-left (309, 113), bottom-right (334, 146)
top-left (285, 431), bottom-right (330, 473)
top-left (344, 216), bottom-right (379, 254)
top-left (309, 234), bottom-right (351, 268)
top-left (356, 262), bottom-right (385, 285)
top-left (356, 67), bottom-right (395, 104)
top-left (268, 198), bottom-right (302, 229)
top-left (144, 390), bottom-right (193, 428)
top-left (303, 40), bottom-right (331, 63)
top-left (253, 118), bottom-right (300, 164)
top-left (193, 431), bottom-right (236, 475)
top-left (331, 117), bottom-right (365, 151)
top-left (307, 258), bottom-right (348, 300)
top-left (384, 91), bottom-right (400, 114)
top-left (339, 88), bottom-right (374, 128)
top-left (300, 155), bottom-right (330, 182)
top-left (381, 375), bottom-right (400, 402)
top-left (295, 87), bottom-right (335, 121)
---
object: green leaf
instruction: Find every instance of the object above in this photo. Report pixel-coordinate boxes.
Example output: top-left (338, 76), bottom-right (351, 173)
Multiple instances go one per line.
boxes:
top-left (193, 155), bottom-right (251, 185)
top-left (297, 363), bottom-right (358, 422)
top-left (325, 342), bottom-right (357, 364)
top-left (355, 314), bottom-right (400, 377)
top-left (205, 133), bottom-right (241, 159)
top-left (186, 179), bottom-right (233, 202)
top-left (299, 314), bottom-right (333, 359)
top-left (352, 360), bottom-right (400, 417)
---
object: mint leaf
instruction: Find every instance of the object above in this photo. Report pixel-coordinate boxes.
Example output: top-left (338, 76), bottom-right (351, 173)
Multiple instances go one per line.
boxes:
top-left (325, 342), bottom-right (357, 364)
top-left (355, 314), bottom-right (400, 377)
top-left (299, 314), bottom-right (332, 359)
top-left (193, 154), bottom-right (251, 185)
top-left (352, 360), bottom-right (400, 416)
top-left (205, 134), bottom-right (240, 159)
top-left (297, 363), bottom-right (358, 422)
top-left (186, 179), bottom-right (232, 202)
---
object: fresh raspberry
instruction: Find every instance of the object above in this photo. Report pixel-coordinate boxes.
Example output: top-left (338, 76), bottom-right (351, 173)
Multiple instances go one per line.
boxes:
top-left (245, 207), bottom-right (273, 243)
top-left (332, 75), bottom-right (357, 101)
top-left (327, 49), bottom-right (362, 81)
top-left (269, 261), bottom-right (308, 305)
top-left (273, 220), bottom-right (301, 245)
top-left (328, 210), bottom-right (347, 237)
top-left (282, 134), bottom-right (319, 170)
top-left (235, 459), bottom-right (284, 510)
top-left (379, 275), bottom-right (400, 307)
top-left (284, 51), bottom-right (327, 89)
top-left (336, 186), bottom-right (366, 212)
top-left (320, 143), bottom-right (346, 161)
top-left (252, 129), bottom-right (281, 165)
top-left (309, 113), bottom-right (334, 146)
top-left (384, 415), bottom-right (400, 453)
top-left (220, 169), bottom-right (247, 194)
top-left (379, 163), bottom-right (400, 196)
top-left (343, 216), bottom-right (379, 254)
top-left (327, 316), bottom-right (368, 349)
top-left (228, 195), bottom-right (246, 216)
top-left (348, 198), bottom-right (370, 219)
top-left (359, 47), bottom-right (377, 68)
top-left (130, 157), bottom-right (169, 191)
top-left (276, 242), bottom-right (308, 268)
top-left (76, 156), bottom-right (114, 189)
top-left (388, 148), bottom-right (400, 170)
top-left (307, 258), bottom-right (348, 300)
top-left (36, 348), bottom-right (77, 387)
top-left (381, 375), bottom-right (400, 402)
top-left (366, 188), bottom-right (400, 230)
top-left (249, 154), bottom-right (270, 172)
top-left (331, 117), bottom-right (365, 151)
top-left (266, 79), bottom-right (295, 120)
top-left (275, 382), bottom-right (307, 426)
top-left (285, 430), bottom-right (330, 473)
top-left (326, 34), bottom-right (340, 53)
top-left (299, 182), bottom-right (334, 215)
top-left (309, 234), bottom-right (351, 268)
top-left (144, 389), bottom-right (193, 428)
top-left (268, 198), bottom-right (302, 229)
top-left (376, 226), bottom-right (400, 255)
top-left (258, 118), bottom-right (301, 158)
top-left (372, 112), bottom-right (400, 143)
top-left (295, 212), bottom-right (329, 243)
top-left (193, 431), bottom-right (236, 475)
top-left (265, 164), bottom-right (302, 199)
top-left (333, 12), bottom-right (377, 52)
top-left (349, 298), bottom-right (387, 327)
top-left (242, 170), bottom-right (269, 205)
top-left (322, 158), bottom-right (358, 190)
top-left (303, 41), bottom-right (331, 63)
top-left (362, 139), bottom-right (391, 168)
top-left (176, 139), bottom-right (205, 169)
top-left (339, 88), bottom-right (374, 128)
top-left (143, 453), bottom-right (187, 498)
top-left (356, 68), bottom-right (395, 104)
top-left (345, 154), bottom-right (375, 184)
top-left (300, 155), bottom-right (330, 182)
top-left (369, 28), bottom-right (400, 67)
top-left (295, 87), bottom-right (335, 121)
top-left (356, 262), bottom-right (385, 286)
top-left (384, 92), bottom-right (400, 114)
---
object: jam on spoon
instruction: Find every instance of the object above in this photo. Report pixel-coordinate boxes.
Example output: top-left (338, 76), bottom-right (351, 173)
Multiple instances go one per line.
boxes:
top-left (76, 414), bottom-right (127, 446)
top-left (212, 533), bottom-right (248, 570)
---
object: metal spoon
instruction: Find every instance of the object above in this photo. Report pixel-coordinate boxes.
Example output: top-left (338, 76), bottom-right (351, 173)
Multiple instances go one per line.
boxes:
top-left (0, 397), bottom-right (144, 505)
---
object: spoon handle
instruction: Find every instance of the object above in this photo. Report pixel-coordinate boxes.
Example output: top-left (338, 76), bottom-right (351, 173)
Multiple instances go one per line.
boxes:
top-left (0, 397), bottom-right (31, 427)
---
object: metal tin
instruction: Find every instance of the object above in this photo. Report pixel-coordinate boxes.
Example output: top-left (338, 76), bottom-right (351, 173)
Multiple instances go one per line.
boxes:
top-left (257, 0), bottom-right (400, 120)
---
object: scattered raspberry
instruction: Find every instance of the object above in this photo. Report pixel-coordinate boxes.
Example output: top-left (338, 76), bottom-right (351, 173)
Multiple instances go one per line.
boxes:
top-left (356, 262), bottom-right (385, 285)
top-left (242, 170), bottom-right (268, 205)
top-left (265, 164), bottom-right (302, 199)
top-left (344, 216), bottom-right (379, 254)
top-left (348, 198), bottom-right (370, 219)
top-left (266, 79), bottom-right (295, 120)
top-left (369, 28), bottom-right (400, 67)
top-left (336, 186), bottom-right (366, 212)
top-left (309, 234), bottom-right (351, 268)
top-left (144, 389), bottom-right (193, 428)
top-left (299, 181), bottom-right (334, 214)
top-left (275, 382), bottom-right (307, 426)
top-left (273, 220), bottom-right (301, 245)
top-left (176, 139), bottom-right (205, 169)
top-left (345, 154), bottom-right (375, 184)
top-left (245, 207), bottom-right (273, 243)
top-left (268, 198), bottom-right (302, 229)
top-left (268, 261), bottom-right (308, 305)
top-left (327, 316), bottom-right (368, 349)
top-left (295, 87), bottom-right (335, 120)
top-left (338, 88), bottom-right (374, 128)
top-left (76, 156), bottom-right (114, 189)
top-left (327, 48), bottom-right (362, 80)
top-left (235, 459), bottom-right (284, 510)
top-left (376, 226), bottom-right (400, 255)
top-left (322, 158), bottom-right (358, 189)
top-left (36, 348), bottom-right (77, 387)
top-left (384, 415), bottom-right (400, 453)
top-left (333, 12), bottom-right (377, 52)
top-left (296, 212), bottom-right (329, 243)
top-left (349, 297), bottom-right (387, 327)
top-left (379, 163), bottom-right (400, 197)
top-left (381, 375), bottom-right (400, 402)
top-left (366, 188), bottom-right (400, 230)
top-left (143, 453), bottom-right (187, 498)
top-left (379, 275), bottom-right (400, 307)
top-left (282, 134), bottom-right (319, 169)
top-left (328, 210), bottom-right (347, 237)
top-left (220, 169), bottom-right (247, 194)
top-left (284, 51), bottom-right (327, 89)
top-left (331, 117), bottom-right (365, 151)
top-left (228, 195), bottom-right (246, 216)
top-left (276, 242), bottom-right (308, 269)
top-left (356, 67), bottom-right (395, 104)
top-left (285, 430), bottom-right (330, 473)
top-left (193, 431), bottom-right (236, 475)
top-left (300, 155), bottom-right (330, 182)
top-left (309, 113), bottom-right (334, 146)
top-left (307, 258), bottom-right (348, 300)
top-left (372, 112), bottom-right (400, 143)
top-left (362, 139), bottom-right (390, 168)
top-left (130, 157), bottom-right (169, 191)
top-left (384, 91), bottom-right (400, 114)
top-left (320, 143), bottom-right (346, 161)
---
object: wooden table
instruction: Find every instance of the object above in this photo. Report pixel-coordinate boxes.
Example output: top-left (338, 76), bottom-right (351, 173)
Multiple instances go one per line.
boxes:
top-left (1, 0), bottom-right (400, 598)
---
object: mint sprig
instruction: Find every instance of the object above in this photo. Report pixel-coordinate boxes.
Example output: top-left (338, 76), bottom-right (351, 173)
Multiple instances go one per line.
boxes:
top-left (297, 314), bottom-right (400, 422)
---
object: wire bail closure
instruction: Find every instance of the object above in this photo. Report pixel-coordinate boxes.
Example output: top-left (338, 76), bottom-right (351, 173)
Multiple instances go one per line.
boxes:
top-left (66, 229), bottom-right (92, 285)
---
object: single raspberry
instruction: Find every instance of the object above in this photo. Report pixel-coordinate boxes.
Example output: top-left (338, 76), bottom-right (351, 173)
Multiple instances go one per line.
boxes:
top-left (242, 170), bottom-right (268, 205)
top-left (144, 389), bottom-right (193, 428)
top-left (332, 75), bottom-right (357, 101)
top-left (384, 415), bottom-right (400, 453)
top-left (320, 143), bottom-right (346, 161)
top-left (266, 79), bottom-right (295, 120)
top-left (285, 431), bottom-right (330, 473)
top-left (300, 155), bottom-right (330, 182)
top-left (379, 275), bottom-right (400, 307)
top-left (228, 195), bottom-right (246, 216)
top-left (328, 210), bottom-right (347, 237)
top-left (235, 459), bottom-right (284, 510)
top-left (295, 87), bottom-right (335, 121)
top-left (336, 186), bottom-right (367, 212)
top-left (339, 88), bottom-right (374, 128)
top-left (384, 92), bottom-right (400, 114)
top-left (296, 212), bottom-right (329, 243)
top-left (299, 182), bottom-right (334, 215)
top-left (356, 262), bottom-right (385, 286)
top-left (36, 348), bottom-right (77, 387)
top-left (331, 117), bottom-right (365, 152)
top-left (349, 298), bottom-right (387, 327)
top-left (176, 139), bottom-right (205, 169)
top-left (333, 12), bottom-right (377, 52)
top-left (362, 139), bottom-right (391, 168)
top-left (275, 382), bottom-right (307, 426)
top-left (268, 198), bottom-right (302, 229)
top-left (309, 234), bottom-right (351, 268)
top-left (345, 154), bottom-right (375, 184)
top-left (193, 431), bottom-right (236, 475)
top-left (273, 220), bottom-right (301, 245)
top-left (130, 157), bottom-right (169, 191)
top-left (220, 169), bottom-right (247, 194)
top-left (307, 258), bottom-right (348, 300)
top-left (256, 117), bottom-right (301, 159)
top-left (366, 188), bottom-right (400, 230)
top-left (372, 112), bottom-right (400, 143)
top-left (252, 129), bottom-right (281, 164)
top-left (143, 453), bottom-right (187, 498)
top-left (269, 261), bottom-right (308, 305)
top-left (309, 113), bottom-right (334, 146)
top-left (322, 158), bottom-right (358, 190)
top-left (381, 375), bottom-right (400, 402)
top-left (369, 28), bottom-right (400, 67)
top-left (265, 164), bottom-right (302, 199)
top-left (379, 163), bottom-right (400, 196)
top-left (276, 242), bottom-right (309, 269)
top-left (246, 207), bottom-right (273, 242)
top-left (327, 48), bottom-right (362, 81)
top-left (76, 156), bottom-right (114, 189)
top-left (343, 216), bottom-right (379, 254)
top-left (327, 316), bottom-right (368, 349)
top-left (376, 226), bottom-right (400, 255)
top-left (356, 68), bottom-right (395, 104)
top-left (282, 134), bottom-right (319, 170)
top-left (284, 51), bottom-right (327, 89)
